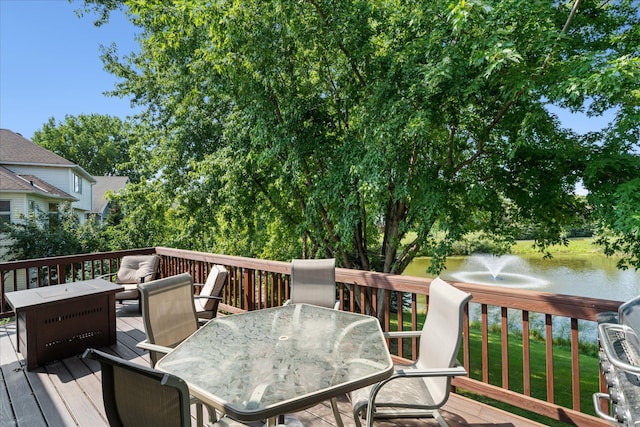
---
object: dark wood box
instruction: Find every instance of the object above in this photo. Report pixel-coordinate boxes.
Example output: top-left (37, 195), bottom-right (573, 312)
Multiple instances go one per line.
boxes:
top-left (6, 279), bottom-right (123, 370)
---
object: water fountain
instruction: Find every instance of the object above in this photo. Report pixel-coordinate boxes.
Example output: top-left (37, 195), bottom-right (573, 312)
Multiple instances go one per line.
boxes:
top-left (448, 254), bottom-right (549, 288)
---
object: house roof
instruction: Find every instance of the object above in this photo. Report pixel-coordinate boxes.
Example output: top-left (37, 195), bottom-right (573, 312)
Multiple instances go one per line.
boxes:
top-left (0, 166), bottom-right (76, 201)
top-left (92, 176), bottom-right (129, 214)
top-left (0, 129), bottom-right (96, 183)
top-left (0, 128), bottom-right (74, 165)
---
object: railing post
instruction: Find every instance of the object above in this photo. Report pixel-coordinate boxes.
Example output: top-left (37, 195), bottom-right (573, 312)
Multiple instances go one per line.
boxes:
top-left (244, 268), bottom-right (255, 310)
top-left (57, 264), bottom-right (66, 284)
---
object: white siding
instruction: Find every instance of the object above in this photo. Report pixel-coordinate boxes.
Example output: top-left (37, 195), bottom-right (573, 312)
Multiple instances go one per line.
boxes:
top-left (26, 197), bottom-right (48, 215)
top-left (7, 165), bottom-right (72, 194)
top-left (72, 174), bottom-right (93, 212)
top-left (5, 165), bottom-right (94, 219)
top-left (0, 194), bottom-right (27, 224)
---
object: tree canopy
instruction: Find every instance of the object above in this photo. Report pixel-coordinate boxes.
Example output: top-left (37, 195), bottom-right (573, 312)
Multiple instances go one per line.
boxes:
top-left (81, 0), bottom-right (640, 272)
top-left (0, 203), bottom-right (109, 261)
top-left (33, 114), bottom-right (142, 182)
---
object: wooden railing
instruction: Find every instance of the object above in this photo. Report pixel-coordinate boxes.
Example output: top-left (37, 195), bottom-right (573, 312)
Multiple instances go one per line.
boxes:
top-left (0, 247), bottom-right (621, 426)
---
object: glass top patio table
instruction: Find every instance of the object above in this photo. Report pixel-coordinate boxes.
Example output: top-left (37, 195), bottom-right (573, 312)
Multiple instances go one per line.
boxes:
top-left (156, 303), bottom-right (393, 423)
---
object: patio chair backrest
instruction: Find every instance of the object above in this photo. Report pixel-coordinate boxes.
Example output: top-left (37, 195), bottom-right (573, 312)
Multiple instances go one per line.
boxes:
top-left (290, 258), bottom-right (336, 309)
top-left (198, 265), bottom-right (228, 312)
top-left (83, 348), bottom-right (191, 427)
top-left (116, 255), bottom-right (160, 284)
top-left (417, 277), bottom-right (472, 404)
top-left (139, 272), bottom-right (199, 366)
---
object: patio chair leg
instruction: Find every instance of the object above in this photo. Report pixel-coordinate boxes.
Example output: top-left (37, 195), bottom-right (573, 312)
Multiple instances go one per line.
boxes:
top-left (196, 402), bottom-right (203, 427)
top-left (330, 397), bottom-right (345, 427)
top-left (433, 410), bottom-right (449, 427)
top-left (206, 404), bottom-right (217, 423)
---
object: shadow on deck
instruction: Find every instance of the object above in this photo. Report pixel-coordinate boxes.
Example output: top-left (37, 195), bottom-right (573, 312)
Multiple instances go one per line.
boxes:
top-left (0, 302), bottom-right (545, 427)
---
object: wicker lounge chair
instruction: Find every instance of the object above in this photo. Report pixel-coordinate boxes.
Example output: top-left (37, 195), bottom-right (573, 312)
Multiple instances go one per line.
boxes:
top-left (193, 265), bottom-right (228, 321)
top-left (100, 254), bottom-right (160, 312)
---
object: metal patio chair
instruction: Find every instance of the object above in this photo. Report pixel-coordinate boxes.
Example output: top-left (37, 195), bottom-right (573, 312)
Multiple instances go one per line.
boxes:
top-left (136, 272), bottom-right (199, 367)
top-left (83, 348), bottom-right (248, 427)
top-left (350, 277), bottom-right (472, 427)
top-left (136, 272), bottom-right (218, 424)
top-left (282, 258), bottom-right (342, 426)
top-left (284, 258), bottom-right (339, 309)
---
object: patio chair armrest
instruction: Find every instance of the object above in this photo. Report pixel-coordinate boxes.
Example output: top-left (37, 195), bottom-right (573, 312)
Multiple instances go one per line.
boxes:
top-left (364, 365), bottom-right (467, 421)
top-left (136, 340), bottom-right (173, 355)
top-left (97, 272), bottom-right (117, 281)
top-left (137, 271), bottom-right (156, 283)
top-left (383, 330), bottom-right (421, 339)
top-left (392, 365), bottom-right (467, 379)
top-left (194, 295), bottom-right (223, 300)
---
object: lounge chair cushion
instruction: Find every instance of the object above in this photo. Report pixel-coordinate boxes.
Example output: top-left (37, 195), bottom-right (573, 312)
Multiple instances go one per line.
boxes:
top-left (116, 255), bottom-right (160, 284)
top-left (116, 283), bottom-right (140, 300)
top-left (194, 265), bottom-right (228, 312)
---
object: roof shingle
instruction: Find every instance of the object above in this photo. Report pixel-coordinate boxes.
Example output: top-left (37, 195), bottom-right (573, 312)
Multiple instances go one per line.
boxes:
top-left (0, 166), bottom-right (75, 200)
top-left (0, 128), bottom-right (74, 165)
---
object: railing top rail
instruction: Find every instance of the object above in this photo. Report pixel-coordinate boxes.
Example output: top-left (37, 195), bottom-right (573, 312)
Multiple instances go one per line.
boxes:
top-left (1, 246), bottom-right (623, 321)
top-left (156, 247), bottom-right (622, 320)
top-left (0, 248), bottom-right (156, 272)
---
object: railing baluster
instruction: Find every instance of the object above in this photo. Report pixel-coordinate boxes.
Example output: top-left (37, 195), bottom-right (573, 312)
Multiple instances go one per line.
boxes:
top-left (546, 313), bottom-right (555, 404)
top-left (523, 310), bottom-right (531, 396)
top-left (571, 317), bottom-right (581, 410)
top-left (501, 306), bottom-right (509, 389)
top-left (481, 304), bottom-right (489, 383)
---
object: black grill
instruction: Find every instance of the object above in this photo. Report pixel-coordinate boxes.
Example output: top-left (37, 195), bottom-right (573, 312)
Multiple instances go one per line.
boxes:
top-left (595, 297), bottom-right (640, 425)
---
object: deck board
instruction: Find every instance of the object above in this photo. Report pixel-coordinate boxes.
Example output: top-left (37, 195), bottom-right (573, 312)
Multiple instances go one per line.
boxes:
top-left (0, 323), bottom-right (48, 427)
top-left (1, 302), bottom-right (547, 427)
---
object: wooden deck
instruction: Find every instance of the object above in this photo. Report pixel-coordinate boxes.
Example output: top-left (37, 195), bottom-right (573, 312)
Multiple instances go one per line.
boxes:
top-left (1, 302), bottom-right (546, 427)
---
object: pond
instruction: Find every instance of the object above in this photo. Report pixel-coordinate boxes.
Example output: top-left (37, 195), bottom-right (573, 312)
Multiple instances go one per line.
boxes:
top-left (404, 253), bottom-right (640, 341)
top-left (404, 253), bottom-right (640, 302)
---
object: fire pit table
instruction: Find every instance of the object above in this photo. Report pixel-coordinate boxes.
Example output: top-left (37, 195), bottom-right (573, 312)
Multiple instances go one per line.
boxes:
top-left (5, 278), bottom-right (123, 370)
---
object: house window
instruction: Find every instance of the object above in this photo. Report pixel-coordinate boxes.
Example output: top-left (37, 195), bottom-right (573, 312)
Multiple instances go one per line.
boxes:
top-left (49, 203), bottom-right (58, 212)
top-left (0, 200), bottom-right (10, 224)
top-left (73, 173), bottom-right (82, 193)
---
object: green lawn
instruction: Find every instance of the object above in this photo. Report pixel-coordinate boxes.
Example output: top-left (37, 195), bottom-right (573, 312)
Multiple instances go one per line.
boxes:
top-left (510, 237), bottom-right (601, 256)
top-left (390, 318), bottom-right (600, 426)
top-left (463, 326), bottom-right (599, 425)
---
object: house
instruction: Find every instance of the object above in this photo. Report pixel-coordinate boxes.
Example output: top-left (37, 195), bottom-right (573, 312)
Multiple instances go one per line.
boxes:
top-left (91, 175), bottom-right (129, 221)
top-left (0, 128), bottom-right (96, 224)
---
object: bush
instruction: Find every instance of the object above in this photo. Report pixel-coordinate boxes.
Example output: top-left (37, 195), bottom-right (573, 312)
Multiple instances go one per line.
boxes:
top-left (450, 232), bottom-right (512, 256)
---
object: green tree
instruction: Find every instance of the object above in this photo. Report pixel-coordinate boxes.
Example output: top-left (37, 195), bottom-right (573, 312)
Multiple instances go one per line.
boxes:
top-left (0, 203), bottom-right (109, 261)
top-left (81, 0), bottom-right (639, 281)
top-left (32, 114), bottom-right (141, 182)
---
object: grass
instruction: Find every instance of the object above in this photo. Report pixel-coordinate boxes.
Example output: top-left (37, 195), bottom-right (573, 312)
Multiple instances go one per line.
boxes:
top-left (463, 325), bottom-right (600, 426)
top-left (510, 237), bottom-right (602, 256)
top-left (389, 316), bottom-right (600, 426)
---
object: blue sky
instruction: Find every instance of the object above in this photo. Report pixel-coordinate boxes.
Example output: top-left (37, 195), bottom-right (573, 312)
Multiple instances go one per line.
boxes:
top-left (1, 0), bottom-right (614, 142)
top-left (0, 0), bottom-right (139, 140)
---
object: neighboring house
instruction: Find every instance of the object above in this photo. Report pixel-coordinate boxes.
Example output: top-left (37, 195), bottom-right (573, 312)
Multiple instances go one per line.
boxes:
top-left (92, 176), bottom-right (128, 221)
top-left (0, 129), bottom-right (96, 225)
